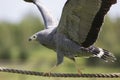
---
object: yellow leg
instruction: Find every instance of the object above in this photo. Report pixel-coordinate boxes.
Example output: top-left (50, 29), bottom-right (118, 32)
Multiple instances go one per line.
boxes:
top-left (70, 58), bottom-right (83, 74)
top-left (74, 62), bottom-right (82, 74)
top-left (43, 65), bottom-right (57, 76)
top-left (48, 65), bottom-right (57, 73)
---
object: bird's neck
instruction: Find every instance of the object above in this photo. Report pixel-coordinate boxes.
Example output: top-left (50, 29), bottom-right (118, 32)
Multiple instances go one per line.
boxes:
top-left (37, 28), bottom-right (56, 50)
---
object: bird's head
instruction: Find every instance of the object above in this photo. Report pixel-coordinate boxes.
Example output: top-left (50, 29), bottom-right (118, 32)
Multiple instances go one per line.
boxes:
top-left (28, 34), bottom-right (38, 42)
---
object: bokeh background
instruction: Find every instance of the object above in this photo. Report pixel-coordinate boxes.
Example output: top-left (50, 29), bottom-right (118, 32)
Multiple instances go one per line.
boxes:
top-left (0, 0), bottom-right (120, 80)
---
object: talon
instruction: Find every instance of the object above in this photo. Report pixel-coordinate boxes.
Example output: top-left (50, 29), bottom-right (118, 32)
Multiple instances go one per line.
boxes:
top-left (43, 72), bottom-right (51, 77)
top-left (43, 65), bottom-right (57, 77)
top-left (77, 69), bottom-right (82, 74)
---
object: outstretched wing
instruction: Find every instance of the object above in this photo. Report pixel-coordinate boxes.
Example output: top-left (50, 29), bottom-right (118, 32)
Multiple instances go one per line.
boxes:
top-left (57, 0), bottom-right (116, 47)
top-left (34, 1), bottom-right (58, 29)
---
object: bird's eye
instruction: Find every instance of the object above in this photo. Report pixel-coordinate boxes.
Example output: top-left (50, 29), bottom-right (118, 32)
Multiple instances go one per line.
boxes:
top-left (33, 36), bottom-right (36, 38)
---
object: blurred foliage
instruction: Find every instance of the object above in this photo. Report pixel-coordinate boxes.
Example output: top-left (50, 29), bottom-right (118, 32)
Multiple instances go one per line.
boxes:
top-left (0, 14), bottom-right (44, 62)
top-left (0, 15), bottom-right (120, 80)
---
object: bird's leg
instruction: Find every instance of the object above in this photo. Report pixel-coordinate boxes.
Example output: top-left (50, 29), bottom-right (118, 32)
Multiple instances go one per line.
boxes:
top-left (43, 52), bottom-right (64, 76)
top-left (69, 58), bottom-right (82, 74)
top-left (74, 62), bottom-right (82, 74)
top-left (43, 65), bottom-right (57, 76)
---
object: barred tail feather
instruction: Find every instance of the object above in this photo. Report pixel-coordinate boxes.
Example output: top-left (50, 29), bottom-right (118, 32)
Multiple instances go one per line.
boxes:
top-left (98, 48), bottom-right (116, 62)
top-left (90, 47), bottom-right (117, 62)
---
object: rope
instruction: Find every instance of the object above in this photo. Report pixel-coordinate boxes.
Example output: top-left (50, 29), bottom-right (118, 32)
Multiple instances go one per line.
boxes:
top-left (0, 67), bottom-right (120, 78)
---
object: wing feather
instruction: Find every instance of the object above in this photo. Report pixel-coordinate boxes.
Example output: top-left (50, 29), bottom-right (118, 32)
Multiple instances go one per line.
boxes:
top-left (57, 0), bottom-right (116, 47)
top-left (34, 0), bottom-right (58, 29)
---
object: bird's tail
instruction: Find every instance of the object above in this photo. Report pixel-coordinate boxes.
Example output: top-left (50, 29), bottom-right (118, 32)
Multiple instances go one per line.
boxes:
top-left (88, 46), bottom-right (117, 62)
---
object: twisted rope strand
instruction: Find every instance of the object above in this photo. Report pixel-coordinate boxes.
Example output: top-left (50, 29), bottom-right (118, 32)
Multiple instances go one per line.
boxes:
top-left (0, 67), bottom-right (120, 78)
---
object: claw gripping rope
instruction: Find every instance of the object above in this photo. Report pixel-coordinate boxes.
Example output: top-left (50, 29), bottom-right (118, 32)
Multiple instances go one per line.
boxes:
top-left (0, 67), bottom-right (120, 78)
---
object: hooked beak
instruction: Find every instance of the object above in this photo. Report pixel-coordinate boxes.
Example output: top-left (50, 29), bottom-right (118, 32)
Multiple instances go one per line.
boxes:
top-left (28, 38), bottom-right (32, 42)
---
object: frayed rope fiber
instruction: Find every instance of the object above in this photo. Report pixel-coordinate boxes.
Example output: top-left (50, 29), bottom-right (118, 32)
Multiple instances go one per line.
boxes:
top-left (0, 67), bottom-right (120, 78)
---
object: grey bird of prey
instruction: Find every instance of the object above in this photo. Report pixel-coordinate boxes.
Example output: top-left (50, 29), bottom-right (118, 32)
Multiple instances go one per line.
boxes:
top-left (24, 0), bottom-right (117, 72)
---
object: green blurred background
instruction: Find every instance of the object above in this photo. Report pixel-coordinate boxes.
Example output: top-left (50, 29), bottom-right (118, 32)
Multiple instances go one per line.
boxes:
top-left (0, 14), bottom-right (120, 80)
